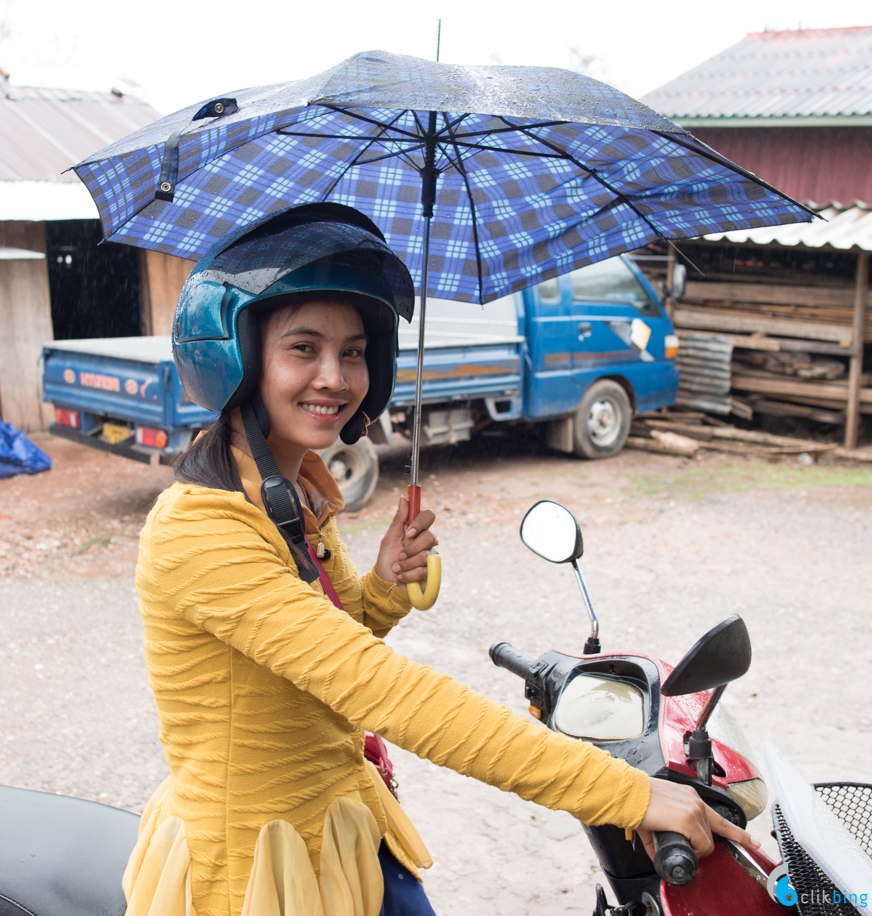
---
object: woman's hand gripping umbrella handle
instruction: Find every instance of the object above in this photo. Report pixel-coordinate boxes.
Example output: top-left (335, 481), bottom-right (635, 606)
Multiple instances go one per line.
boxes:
top-left (406, 484), bottom-right (441, 610)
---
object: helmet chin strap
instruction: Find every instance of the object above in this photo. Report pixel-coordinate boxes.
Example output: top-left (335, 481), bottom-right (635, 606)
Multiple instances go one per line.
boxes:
top-left (240, 397), bottom-right (318, 584)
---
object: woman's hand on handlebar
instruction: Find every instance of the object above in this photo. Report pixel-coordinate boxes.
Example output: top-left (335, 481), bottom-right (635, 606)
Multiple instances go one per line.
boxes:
top-left (374, 497), bottom-right (437, 589)
top-left (636, 778), bottom-right (760, 860)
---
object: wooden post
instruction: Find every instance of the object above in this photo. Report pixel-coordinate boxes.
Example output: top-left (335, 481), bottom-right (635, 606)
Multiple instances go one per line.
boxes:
top-left (140, 250), bottom-right (196, 336)
top-left (845, 250), bottom-right (869, 449)
top-left (0, 248), bottom-right (55, 431)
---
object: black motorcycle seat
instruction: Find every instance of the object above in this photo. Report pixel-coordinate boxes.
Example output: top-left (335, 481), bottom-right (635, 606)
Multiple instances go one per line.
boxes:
top-left (0, 784), bottom-right (139, 916)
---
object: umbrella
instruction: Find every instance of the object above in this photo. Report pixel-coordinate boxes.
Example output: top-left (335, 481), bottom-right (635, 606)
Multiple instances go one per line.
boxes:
top-left (73, 50), bottom-right (813, 609)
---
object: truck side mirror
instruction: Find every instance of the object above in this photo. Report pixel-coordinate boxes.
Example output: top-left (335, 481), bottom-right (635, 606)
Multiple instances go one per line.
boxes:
top-left (671, 263), bottom-right (687, 301)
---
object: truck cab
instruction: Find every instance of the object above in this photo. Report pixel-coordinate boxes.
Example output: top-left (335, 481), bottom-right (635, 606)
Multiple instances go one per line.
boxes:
top-left (520, 255), bottom-right (679, 457)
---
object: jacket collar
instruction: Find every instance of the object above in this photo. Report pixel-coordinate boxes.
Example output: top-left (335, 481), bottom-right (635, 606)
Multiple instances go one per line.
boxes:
top-left (230, 445), bottom-right (345, 530)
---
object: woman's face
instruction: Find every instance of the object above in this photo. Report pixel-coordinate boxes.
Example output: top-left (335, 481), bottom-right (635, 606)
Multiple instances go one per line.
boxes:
top-left (259, 300), bottom-right (369, 456)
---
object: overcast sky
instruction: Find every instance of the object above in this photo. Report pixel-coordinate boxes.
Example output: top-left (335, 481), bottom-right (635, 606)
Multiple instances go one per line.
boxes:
top-left (1, 0), bottom-right (870, 115)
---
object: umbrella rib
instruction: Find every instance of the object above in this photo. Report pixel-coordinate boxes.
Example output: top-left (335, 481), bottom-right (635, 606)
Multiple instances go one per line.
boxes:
top-left (504, 117), bottom-right (667, 242)
top-left (441, 112), bottom-right (485, 304)
top-left (317, 103), bottom-right (423, 141)
top-left (276, 130), bottom-right (423, 143)
top-left (448, 120), bottom-right (567, 140)
top-left (447, 141), bottom-right (566, 159)
top-left (355, 144), bottom-right (427, 167)
top-left (318, 109), bottom-right (417, 200)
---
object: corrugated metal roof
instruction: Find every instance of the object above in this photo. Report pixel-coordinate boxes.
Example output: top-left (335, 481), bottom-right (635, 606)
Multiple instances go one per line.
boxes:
top-left (641, 27), bottom-right (872, 122)
top-left (0, 84), bottom-right (160, 184)
top-left (703, 203), bottom-right (872, 251)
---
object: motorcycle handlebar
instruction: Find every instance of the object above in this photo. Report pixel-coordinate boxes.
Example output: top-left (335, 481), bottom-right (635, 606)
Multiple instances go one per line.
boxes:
top-left (489, 642), bottom-right (537, 681)
top-left (652, 831), bottom-right (698, 886)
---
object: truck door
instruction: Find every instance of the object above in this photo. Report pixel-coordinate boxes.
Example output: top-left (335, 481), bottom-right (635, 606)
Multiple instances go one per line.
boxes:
top-left (521, 276), bottom-right (583, 419)
top-left (567, 257), bottom-right (675, 412)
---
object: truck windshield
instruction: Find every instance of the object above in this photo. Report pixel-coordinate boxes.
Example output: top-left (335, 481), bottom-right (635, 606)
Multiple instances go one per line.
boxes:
top-left (569, 258), bottom-right (658, 317)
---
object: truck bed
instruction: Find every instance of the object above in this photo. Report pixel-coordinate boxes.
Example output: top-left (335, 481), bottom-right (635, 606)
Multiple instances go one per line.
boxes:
top-left (394, 296), bottom-right (522, 407)
top-left (46, 336), bottom-right (173, 363)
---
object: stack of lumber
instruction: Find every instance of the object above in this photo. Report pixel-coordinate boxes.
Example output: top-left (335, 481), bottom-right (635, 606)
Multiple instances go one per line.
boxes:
top-left (675, 280), bottom-right (871, 344)
top-left (670, 279), bottom-right (871, 421)
top-left (626, 412), bottom-right (872, 462)
top-left (675, 332), bottom-right (733, 415)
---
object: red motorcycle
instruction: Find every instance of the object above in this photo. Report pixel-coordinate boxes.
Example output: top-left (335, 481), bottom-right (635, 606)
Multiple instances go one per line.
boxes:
top-left (3, 499), bottom-right (871, 916)
top-left (491, 499), bottom-right (872, 916)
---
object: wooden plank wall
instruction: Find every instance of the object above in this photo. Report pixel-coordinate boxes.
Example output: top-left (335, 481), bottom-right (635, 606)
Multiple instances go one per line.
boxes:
top-left (140, 250), bottom-right (196, 336)
top-left (0, 221), bottom-right (54, 431)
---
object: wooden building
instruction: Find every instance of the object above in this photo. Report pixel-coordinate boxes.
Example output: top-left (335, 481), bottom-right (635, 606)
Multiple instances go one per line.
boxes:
top-left (0, 82), bottom-right (193, 432)
top-left (642, 27), bottom-right (872, 446)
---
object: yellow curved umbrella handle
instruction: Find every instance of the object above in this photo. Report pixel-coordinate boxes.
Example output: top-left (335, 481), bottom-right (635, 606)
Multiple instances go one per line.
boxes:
top-left (406, 554), bottom-right (442, 611)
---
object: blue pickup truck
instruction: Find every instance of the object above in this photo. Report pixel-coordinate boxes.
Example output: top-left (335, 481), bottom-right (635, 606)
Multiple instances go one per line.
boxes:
top-left (43, 255), bottom-right (680, 509)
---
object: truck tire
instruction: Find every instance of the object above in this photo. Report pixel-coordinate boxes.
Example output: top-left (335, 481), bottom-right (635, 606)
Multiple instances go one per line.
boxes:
top-left (317, 438), bottom-right (379, 511)
top-left (573, 380), bottom-right (631, 459)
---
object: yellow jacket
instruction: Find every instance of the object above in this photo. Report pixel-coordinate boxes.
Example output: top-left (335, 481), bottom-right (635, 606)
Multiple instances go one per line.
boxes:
top-left (124, 448), bottom-right (649, 916)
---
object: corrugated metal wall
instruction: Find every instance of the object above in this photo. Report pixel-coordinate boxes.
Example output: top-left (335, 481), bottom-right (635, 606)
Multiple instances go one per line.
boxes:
top-left (692, 127), bottom-right (872, 208)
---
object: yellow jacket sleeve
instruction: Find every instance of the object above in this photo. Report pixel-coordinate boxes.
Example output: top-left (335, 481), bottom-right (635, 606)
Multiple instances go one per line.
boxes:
top-left (145, 484), bottom-right (650, 830)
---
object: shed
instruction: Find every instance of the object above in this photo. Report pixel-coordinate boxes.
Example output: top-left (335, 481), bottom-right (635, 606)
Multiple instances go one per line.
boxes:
top-left (0, 83), bottom-right (191, 431)
top-left (642, 27), bottom-right (872, 446)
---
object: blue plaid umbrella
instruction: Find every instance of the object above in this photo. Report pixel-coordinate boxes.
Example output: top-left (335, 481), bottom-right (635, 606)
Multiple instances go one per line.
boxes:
top-left (74, 50), bottom-right (812, 605)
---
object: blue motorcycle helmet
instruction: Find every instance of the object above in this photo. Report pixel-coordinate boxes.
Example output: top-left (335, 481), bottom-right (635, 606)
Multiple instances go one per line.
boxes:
top-left (173, 202), bottom-right (415, 445)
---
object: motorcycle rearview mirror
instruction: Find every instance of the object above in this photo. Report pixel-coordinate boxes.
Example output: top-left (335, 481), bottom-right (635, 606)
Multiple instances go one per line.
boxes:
top-left (519, 501), bottom-right (600, 655)
top-left (671, 263), bottom-right (687, 301)
top-left (661, 615), bottom-right (751, 699)
top-left (519, 500), bottom-right (583, 563)
top-left (662, 614), bottom-right (752, 786)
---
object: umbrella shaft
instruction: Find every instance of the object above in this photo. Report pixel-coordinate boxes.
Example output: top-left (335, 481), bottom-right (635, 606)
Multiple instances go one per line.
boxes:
top-left (409, 213), bottom-right (432, 487)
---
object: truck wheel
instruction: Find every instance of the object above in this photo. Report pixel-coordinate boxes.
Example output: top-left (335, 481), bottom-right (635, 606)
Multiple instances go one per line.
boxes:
top-left (317, 438), bottom-right (379, 511)
top-left (573, 380), bottom-right (631, 459)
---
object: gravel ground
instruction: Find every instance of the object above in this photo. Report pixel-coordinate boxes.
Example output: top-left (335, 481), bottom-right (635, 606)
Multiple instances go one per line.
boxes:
top-left (2, 432), bottom-right (872, 914)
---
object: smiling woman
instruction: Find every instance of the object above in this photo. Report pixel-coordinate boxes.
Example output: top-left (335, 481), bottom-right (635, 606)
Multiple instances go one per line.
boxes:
top-left (122, 203), bottom-right (665, 916)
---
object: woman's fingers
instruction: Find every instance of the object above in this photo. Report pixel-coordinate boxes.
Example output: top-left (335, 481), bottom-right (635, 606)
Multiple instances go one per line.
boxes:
top-left (405, 509), bottom-right (435, 540)
top-left (392, 547), bottom-right (435, 582)
top-left (706, 808), bottom-right (759, 851)
top-left (637, 778), bottom-right (760, 859)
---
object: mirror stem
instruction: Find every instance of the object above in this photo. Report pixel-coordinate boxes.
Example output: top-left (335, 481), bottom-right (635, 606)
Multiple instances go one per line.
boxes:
top-left (571, 560), bottom-right (600, 654)
top-left (695, 683), bottom-right (726, 732)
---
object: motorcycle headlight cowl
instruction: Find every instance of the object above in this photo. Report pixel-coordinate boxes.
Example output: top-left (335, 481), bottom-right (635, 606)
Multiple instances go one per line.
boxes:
top-left (553, 675), bottom-right (646, 741)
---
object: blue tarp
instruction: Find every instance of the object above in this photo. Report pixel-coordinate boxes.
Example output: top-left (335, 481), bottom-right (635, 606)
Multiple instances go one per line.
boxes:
top-left (0, 421), bottom-right (51, 479)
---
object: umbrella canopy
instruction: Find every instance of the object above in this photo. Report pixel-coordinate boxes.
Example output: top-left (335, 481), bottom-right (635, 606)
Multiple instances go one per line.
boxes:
top-left (74, 50), bottom-right (812, 306)
top-left (74, 50), bottom-right (814, 611)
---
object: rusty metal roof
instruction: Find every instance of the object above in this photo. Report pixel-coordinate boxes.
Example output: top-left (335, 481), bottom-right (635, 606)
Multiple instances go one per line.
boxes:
top-left (703, 203), bottom-right (872, 251)
top-left (0, 84), bottom-right (160, 220)
top-left (641, 27), bottom-right (872, 126)
top-left (0, 84), bottom-right (160, 183)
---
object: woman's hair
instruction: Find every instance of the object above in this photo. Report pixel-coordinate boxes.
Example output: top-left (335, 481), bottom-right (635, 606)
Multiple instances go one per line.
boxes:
top-left (174, 410), bottom-right (243, 493)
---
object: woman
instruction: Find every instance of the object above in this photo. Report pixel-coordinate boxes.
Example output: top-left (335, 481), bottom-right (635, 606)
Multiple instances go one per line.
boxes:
top-left (124, 203), bottom-right (757, 916)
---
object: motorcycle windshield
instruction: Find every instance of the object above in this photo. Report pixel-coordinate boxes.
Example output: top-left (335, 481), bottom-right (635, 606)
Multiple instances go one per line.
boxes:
top-left (765, 741), bottom-right (872, 914)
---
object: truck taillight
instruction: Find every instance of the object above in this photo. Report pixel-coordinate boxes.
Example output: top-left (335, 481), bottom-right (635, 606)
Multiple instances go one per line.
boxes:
top-left (55, 408), bottom-right (80, 429)
top-left (136, 426), bottom-right (169, 449)
top-left (665, 335), bottom-right (679, 360)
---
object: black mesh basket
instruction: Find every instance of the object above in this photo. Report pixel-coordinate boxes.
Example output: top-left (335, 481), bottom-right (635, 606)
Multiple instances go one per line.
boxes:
top-left (773, 783), bottom-right (872, 915)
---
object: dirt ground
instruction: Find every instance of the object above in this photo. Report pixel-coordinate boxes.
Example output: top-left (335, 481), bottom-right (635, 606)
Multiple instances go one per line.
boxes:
top-left (2, 430), bottom-right (872, 914)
